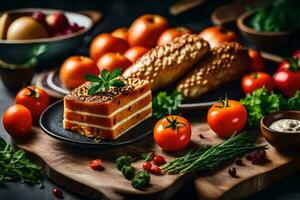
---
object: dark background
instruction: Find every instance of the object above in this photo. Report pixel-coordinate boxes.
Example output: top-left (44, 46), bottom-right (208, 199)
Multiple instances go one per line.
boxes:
top-left (0, 0), bottom-right (300, 199)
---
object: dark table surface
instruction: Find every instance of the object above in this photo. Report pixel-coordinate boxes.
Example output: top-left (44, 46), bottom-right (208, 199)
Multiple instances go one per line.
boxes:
top-left (1, 0), bottom-right (300, 199)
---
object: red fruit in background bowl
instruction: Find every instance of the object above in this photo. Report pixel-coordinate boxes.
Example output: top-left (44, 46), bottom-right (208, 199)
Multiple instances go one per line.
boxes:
top-left (46, 12), bottom-right (70, 34)
top-left (32, 11), bottom-right (47, 27)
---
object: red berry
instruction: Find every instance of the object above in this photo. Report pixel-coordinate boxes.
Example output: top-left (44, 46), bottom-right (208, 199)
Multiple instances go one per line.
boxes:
top-left (53, 188), bottom-right (63, 198)
top-left (152, 166), bottom-right (161, 175)
top-left (143, 162), bottom-right (152, 172)
top-left (89, 159), bottom-right (103, 170)
top-left (153, 155), bottom-right (166, 166)
top-left (32, 11), bottom-right (47, 26)
top-left (234, 158), bottom-right (244, 166)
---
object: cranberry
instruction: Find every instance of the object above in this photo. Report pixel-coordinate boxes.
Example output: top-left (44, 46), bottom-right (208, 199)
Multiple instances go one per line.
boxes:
top-left (152, 166), bottom-right (161, 175)
top-left (228, 167), bottom-right (238, 178)
top-left (234, 158), bottom-right (244, 166)
top-left (143, 162), bottom-right (152, 172)
top-left (89, 159), bottom-right (103, 170)
top-left (153, 155), bottom-right (166, 166)
top-left (53, 188), bottom-right (63, 198)
top-left (246, 151), bottom-right (257, 161)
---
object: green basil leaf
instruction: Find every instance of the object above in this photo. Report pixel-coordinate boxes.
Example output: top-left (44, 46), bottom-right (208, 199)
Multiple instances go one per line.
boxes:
top-left (85, 74), bottom-right (103, 82)
top-left (108, 68), bottom-right (122, 80)
top-left (110, 79), bottom-right (125, 88)
top-left (87, 83), bottom-right (102, 95)
top-left (101, 69), bottom-right (109, 81)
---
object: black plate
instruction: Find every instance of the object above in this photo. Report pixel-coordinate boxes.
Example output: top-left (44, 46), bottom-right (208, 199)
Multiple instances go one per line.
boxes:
top-left (39, 100), bottom-right (156, 148)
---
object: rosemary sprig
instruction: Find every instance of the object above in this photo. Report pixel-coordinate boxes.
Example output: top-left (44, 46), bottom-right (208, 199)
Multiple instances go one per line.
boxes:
top-left (85, 68), bottom-right (125, 95)
top-left (161, 132), bottom-right (267, 174)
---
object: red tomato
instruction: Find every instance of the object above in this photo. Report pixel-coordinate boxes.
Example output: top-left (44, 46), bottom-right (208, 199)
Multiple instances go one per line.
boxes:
top-left (152, 166), bottom-right (161, 175)
top-left (241, 72), bottom-right (275, 94)
top-left (59, 56), bottom-right (99, 90)
top-left (292, 49), bottom-right (300, 58)
top-left (15, 86), bottom-right (50, 122)
top-left (199, 26), bottom-right (238, 48)
top-left (89, 159), bottom-right (103, 170)
top-left (128, 14), bottom-right (169, 48)
top-left (3, 104), bottom-right (32, 138)
top-left (154, 115), bottom-right (191, 152)
top-left (153, 155), bottom-right (166, 166)
top-left (124, 46), bottom-right (149, 63)
top-left (207, 98), bottom-right (247, 138)
top-left (89, 33), bottom-right (129, 61)
top-left (143, 162), bottom-right (152, 172)
top-left (111, 27), bottom-right (128, 41)
top-left (157, 27), bottom-right (192, 46)
top-left (248, 49), bottom-right (264, 71)
top-left (97, 53), bottom-right (132, 72)
top-left (274, 55), bottom-right (300, 97)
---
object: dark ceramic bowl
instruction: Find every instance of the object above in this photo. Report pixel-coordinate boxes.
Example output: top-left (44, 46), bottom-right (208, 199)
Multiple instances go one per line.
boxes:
top-left (237, 10), bottom-right (293, 49)
top-left (260, 111), bottom-right (300, 151)
top-left (0, 8), bottom-right (93, 67)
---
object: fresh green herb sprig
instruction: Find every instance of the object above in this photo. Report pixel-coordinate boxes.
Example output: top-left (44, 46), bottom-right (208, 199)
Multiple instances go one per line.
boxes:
top-left (131, 171), bottom-right (150, 190)
top-left (161, 132), bottom-right (266, 174)
top-left (240, 88), bottom-right (300, 127)
top-left (0, 138), bottom-right (43, 186)
top-left (115, 155), bottom-right (133, 170)
top-left (85, 68), bottom-right (125, 95)
top-left (152, 91), bottom-right (183, 119)
top-left (141, 152), bottom-right (154, 162)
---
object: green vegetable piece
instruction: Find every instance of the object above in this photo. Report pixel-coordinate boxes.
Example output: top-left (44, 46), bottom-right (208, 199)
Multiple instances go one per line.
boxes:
top-left (287, 90), bottom-right (300, 110)
top-left (115, 155), bottom-right (133, 171)
top-left (121, 165), bottom-right (135, 180)
top-left (141, 152), bottom-right (154, 162)
top-left (240, 87), bottom-right (286, 127)
top-left (152, 91), bottom-right (183, 119)
top-left (85, 68), bottom-right (125, 95)
top-left (131, 171), bottom-right (150, 190)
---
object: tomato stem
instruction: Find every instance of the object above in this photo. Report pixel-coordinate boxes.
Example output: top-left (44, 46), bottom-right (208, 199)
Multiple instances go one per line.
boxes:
top-left (164, 115), bottom-right (186, 132)
top-left (25, 87), bottom-right (39, 98)
top-left (287, 57), bottom-right (300, 72)
top-left (216, 94), bottom-right (230, 108)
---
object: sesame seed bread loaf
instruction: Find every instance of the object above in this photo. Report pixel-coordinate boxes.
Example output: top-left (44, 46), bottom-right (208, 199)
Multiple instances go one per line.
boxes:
top-left (123, 34), bottom-right (210, 90)
top-left (176, 42), bottom-right (250, 99)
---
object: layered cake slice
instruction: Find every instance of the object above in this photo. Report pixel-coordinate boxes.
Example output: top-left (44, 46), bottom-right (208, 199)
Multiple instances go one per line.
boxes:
top-left (63, 75), bottom-right (152, 140)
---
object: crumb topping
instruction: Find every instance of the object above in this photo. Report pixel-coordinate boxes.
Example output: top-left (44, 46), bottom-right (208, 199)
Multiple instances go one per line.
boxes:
top-left (66, 77), bottom-right (147, 102)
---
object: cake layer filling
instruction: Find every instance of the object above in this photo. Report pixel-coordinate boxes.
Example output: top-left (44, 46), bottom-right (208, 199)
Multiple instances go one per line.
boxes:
top-left (64, 103), bottom-right (152, 131)
top-left (64, 107), bottom-right (152, 140)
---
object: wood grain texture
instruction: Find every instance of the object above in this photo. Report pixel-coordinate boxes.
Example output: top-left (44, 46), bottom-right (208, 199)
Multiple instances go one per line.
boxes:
top-left (14, 120), bottom-right (300, 200)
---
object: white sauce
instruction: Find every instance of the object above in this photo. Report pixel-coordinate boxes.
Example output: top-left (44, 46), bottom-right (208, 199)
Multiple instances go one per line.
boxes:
top-left (269, 119), bottom-right (300, 133)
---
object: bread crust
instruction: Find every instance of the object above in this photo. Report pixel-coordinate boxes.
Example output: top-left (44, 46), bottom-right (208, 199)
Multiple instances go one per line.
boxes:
top-left (176, 42), bottom-right (250, 99)
top-left (123, 34), bottom-right (210, 90)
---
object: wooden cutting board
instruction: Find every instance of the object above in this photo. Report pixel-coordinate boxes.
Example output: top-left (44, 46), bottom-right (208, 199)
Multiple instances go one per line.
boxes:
top-left (14, 120), bottom-right (300, 200)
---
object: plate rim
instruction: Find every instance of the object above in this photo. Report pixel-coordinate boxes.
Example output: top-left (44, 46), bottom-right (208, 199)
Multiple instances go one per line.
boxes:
top-left (39, 99), bottom-right (154, 146)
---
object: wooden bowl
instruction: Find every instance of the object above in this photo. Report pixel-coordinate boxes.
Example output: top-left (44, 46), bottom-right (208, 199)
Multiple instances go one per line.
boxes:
top-left (237, 10), bottom-right (293, 49)
top-left (260, 111), bottom-right (300, 151)
top-left (0, 8), bottom-right (93, 68)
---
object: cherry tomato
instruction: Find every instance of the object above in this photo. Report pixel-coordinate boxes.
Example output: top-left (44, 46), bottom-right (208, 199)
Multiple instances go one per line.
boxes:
top-left (111, 27), bottom-right (128, 41)
top-left (274, 55), bottom-right (300, 97)
top-left (154, 115), bottom-right (191, 152)
top-left (128, 14), bottom-right (169, 48)
top-left (59, 56), bottom-right (99, 90)
top-left (53, 188), bottom-right (63, 198)
top-left (15, 86), bottom-right (50, 122)
top-left (89, 33), bottom-right (129, 61)
top-left (157, 27), bottom-right (192, 46)
top-left (124, 46), bottom-right (149, 63)
top-left (207, 97), bottom-right (247, 138)
top-left (143, 162), bottom-right (152, 172)
top-left (241, 72), bottom-right (275, 94)
top-left (153, 155), bottom-right (166, 166)
top-left (152, 166), bottom-right (161, 175)
top-left (97, 52), bottom-right (132, 72)
top-left (248, 49), bottom-right (264, 71)
top-left (89, 159), bottom-right (103, 170)
top-left (292, 49), bottom-right (300, 58)
top-left (199, 26), bottom-right (238, 48)
top-left (3, 104), bottom-right (32, 139)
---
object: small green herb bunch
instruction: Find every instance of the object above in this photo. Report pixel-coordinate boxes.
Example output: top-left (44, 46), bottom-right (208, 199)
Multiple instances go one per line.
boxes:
top-left (85, 68), bottom-right (126, 95)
